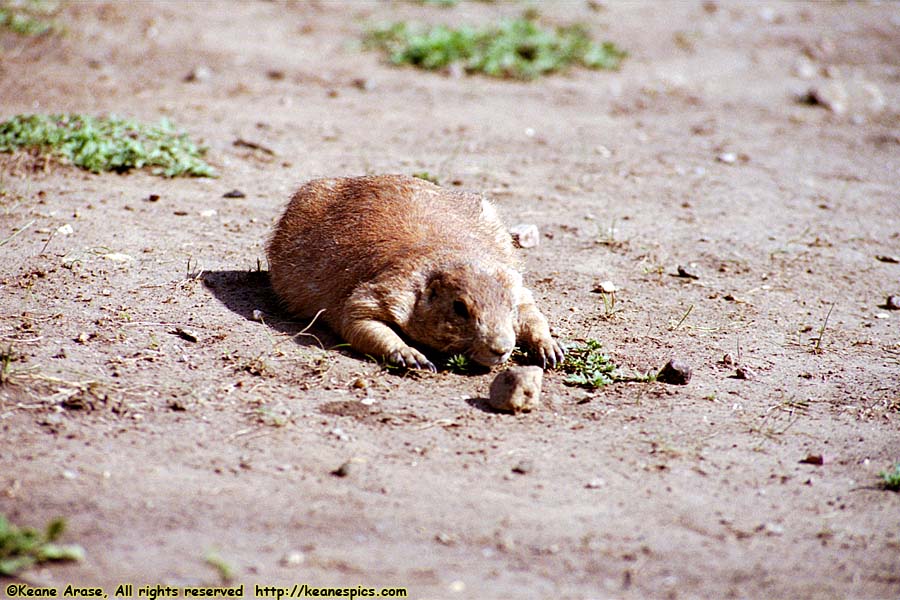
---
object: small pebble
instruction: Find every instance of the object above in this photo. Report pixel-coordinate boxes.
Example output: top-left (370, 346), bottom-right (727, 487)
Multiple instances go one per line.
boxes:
top-left (799, 85), bottom-right (847, 114)
top-left (223, 189), bottom-right (246, 199)
top-left (793, 56), bottom-right (817, 79)
top-left (352, 77), bottom-right (376, 91)
top-left (593, 280), bottom-right (618, 294)
top-left (171, 327), bottom-right (198, 343)
top-left (657, 359), bottom-right (692, 385)
top-left (279, 551), bottom-right (305, 566)
top-left (675, 265), bottom-right (700, 279)
top-left (883, 295), bottom-right (900, 310)
top-left (716, 152), bottom-right (737, 164)
top-left (511, 459), bottom-right (533, 475)
top-left (103, 252), bottom-right (135, 263)
top-left (734, 366), bottom-right (754, 380)
top-left (799, 453), bottom-right (833, 465)
top-left (184, 66), bottom-right (211, 83)
top-left (330, 461), bottom-right (351, 478)
top-left (509, 224), bottom-right (540, 249)
top-left (488, 366), bottom-right (543, 413)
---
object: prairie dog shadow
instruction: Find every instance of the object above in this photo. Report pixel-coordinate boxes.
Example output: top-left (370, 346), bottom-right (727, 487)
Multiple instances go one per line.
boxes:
top-left (201, 269), bottom-right (340, 350)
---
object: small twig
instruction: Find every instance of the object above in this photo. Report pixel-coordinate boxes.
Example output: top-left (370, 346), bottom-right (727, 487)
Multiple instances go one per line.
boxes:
top-left (813, 302), bottom-right (836, 354)
top-left (39, 229), bottom-right (57, 255)
top-left (273, 308), bottom-right (327, 351)
top-left (0, 219), bottom-right (35, 247)
top-left (671, 304), bottom-right (694, 330)
top-left (233, 138), bottom-right (276, 156)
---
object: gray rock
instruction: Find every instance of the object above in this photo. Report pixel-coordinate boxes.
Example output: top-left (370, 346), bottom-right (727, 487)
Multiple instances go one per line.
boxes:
top-left (657, 359), bottom-right (692, 385)
top-left (489, 366), bottom-right (543, 413)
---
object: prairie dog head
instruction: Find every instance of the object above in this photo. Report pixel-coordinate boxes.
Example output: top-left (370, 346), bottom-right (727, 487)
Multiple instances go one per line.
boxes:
top-left (407, 262), bottom-right (519, 367)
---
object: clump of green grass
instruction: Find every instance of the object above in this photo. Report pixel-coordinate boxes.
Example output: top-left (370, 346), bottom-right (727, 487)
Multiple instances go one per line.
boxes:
top-left (445, 353), bottom-right (470, 373)
top-left (0, 515), bottom-right (85, 576)
top-left (412, 171), bottom-right (439, 184)
top-left (416, 0), bottom-right (460, 6)
top-left (560, 339), bottom-right (617, 388)
top-left (0, 114), bottom-right (216, 177)
top-left (366, 16), bottom-right (626, 80)
top-left (0, 0), bottom-right (59, 36)
top-left (880, 463), bottom-right (900, 491)
top-left (560, 339), bottom-right (655, 389)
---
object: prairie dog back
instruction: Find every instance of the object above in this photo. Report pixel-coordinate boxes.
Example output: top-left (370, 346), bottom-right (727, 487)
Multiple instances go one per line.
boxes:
top-left (267, 175), bottom-right (514, 318)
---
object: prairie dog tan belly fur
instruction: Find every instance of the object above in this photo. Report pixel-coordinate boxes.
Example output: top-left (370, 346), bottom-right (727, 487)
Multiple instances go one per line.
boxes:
top-left (266, 174), bottom-right (563, 371)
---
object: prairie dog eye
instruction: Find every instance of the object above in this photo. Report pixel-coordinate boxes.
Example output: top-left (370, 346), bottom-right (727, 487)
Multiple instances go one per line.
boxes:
top-left (452, 299), bottom-right (469, 319)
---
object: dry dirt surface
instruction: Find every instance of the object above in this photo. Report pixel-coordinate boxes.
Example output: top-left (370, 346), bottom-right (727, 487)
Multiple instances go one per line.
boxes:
top-left (1, 1), bottom-right (899, 598)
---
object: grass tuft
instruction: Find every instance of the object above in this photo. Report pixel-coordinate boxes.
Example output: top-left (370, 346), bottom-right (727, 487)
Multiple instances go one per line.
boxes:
top-left (0, 0), bottom-right (59, 36)
top-left (445, 353), bottom-right (470, 373)
top-left (0, 515), bottom-right (85, 576)
top-left (0, 114), bottom-right (216, 177)
top-left (366, 17), bottom-right (626, 80)
top-left (880, 463), bottom-right (900, 491)
top-left (560, 339), bottom-right (616, 388)
top-left (412, 171), bottom-right (440, 184)
top-left (560, 339), bottom-right (655, 389)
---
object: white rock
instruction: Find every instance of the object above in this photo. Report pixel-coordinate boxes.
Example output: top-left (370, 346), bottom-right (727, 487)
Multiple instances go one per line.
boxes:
top-left (103, 252), bottom-right (134, 263)
top-left (596, 280), bottom-right (618, 293)
top-left (509, 223), bottom-right (540, 249)
top-left (716, 152), bottom-right (737, 164)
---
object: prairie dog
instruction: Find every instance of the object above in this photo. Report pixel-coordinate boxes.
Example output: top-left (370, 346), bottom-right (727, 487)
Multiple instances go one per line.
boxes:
top-left (266, 174), bottom-right (563, 371)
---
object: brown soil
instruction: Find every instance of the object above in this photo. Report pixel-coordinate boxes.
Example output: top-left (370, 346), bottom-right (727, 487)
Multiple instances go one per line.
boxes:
top-left (1, 2), bottom-right (899, 598)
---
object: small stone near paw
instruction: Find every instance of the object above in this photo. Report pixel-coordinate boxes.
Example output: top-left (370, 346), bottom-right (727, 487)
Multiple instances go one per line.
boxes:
top-left (657, 359), bottom-right (692, 385)
top-left (509, 223), bottom-right (540, 249)
top-left (489, 366), bottom-right (543, 413)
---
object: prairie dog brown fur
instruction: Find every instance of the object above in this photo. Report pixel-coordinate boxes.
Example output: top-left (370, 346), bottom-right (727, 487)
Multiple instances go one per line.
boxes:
top-left (266, 174), bottom-right (563, 371)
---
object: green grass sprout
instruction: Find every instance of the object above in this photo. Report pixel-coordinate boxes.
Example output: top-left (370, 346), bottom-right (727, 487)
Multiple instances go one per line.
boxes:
top-left (445, 353), bottom-right (470, 373)
top-left (0, 114), bottom-right (216, 177)
top-left (204, 549), bottom-right (234, 584)
top-left (366, 17), bottom-right (626, 80)
top-left (880, 463), bottom-right (900, 491)
top-left (412, 171), bottom-right (439, 184)
top-left (0, 0), bottom-right (60, 36)
top-left (560, 339), bottom-right (616, 388)
top-left (560, 339), bottom-right (655, 389)
top-left (0, 515), bottom-right (85, 576)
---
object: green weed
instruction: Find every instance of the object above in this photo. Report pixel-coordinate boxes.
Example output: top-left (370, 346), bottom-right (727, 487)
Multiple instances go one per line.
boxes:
top-left (560, 339), bottom-right (655, 389)
top-left (366, 17), bottom-right (626, 80)
top-left (412, 171), bottom-right (439, 184)
top-left (560, 339), bottom-right (616, 388)
top-left (445, 353), bottom-right (470, 373)
top-left (0, 0), bottom-right (59, 36)
top-left (0, 515), bottom-right (84, 576)
top-left (880, 463), bottom-right (900, 491)
top-left (0, 114), bottom-right (216, 177)
top-left (0, 344), bottom-right (20, 385)
top-left (204, 549), bottom-right (234, 584)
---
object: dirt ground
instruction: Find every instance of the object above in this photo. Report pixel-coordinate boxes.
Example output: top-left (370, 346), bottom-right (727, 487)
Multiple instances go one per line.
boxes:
top-left (1, 1), bottom-right (899, 598)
